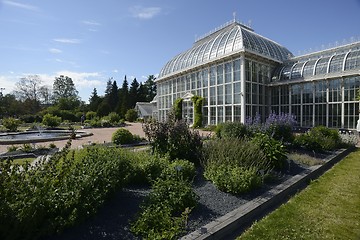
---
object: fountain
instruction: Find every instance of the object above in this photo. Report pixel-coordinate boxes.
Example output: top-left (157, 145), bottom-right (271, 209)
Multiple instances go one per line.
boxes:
top-left (0, 129), bottom-right (93, 145)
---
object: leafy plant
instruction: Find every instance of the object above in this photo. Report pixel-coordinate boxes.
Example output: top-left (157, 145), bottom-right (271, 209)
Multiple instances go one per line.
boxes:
top-left (125, 109), bottom-right (138, 122)
top-left (160, 159), bottom-right (196, 182)
top-left (263, 112), bottom-right (296, 143)
top-left (191, 95), bottom-right (204, 128)
top-left (173, 98), bottom-right (183, 120)
top-left (202, 138), bottom-right (268, 171)
top-left (112, 128), bottom-right (134, 145)
top-left (143, 111), bottom-right (203, 165)
top-left (42, 113), bottom-right (61, 128)
top-left (108, 112), bottom-right (121, 124)
top-left (131, 205), bottom-right (190, 240)
top-left (215, 122), bottom-right (250, 139)
top-left (251, 133), bottom-right (288, 170)
top-left (0, 145), bottom-right (133, 240)
top-left (202, 138), bottom-right (268, 194)
top-left (294, 126), bottom-right (341, 151)
top-left (85, 111), bottom-right (97, 120)
top-left (131, 177), bottom-right (196, 239)
top-left (204, 165), bottom-right (262, 194)
top-left (129, 152), bottom-right (169, 185)
top-left (2, 117), bottom-right (22, 132)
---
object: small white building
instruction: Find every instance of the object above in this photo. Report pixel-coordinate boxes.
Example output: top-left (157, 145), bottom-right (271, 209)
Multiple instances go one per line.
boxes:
top-left (135, 96), bottom-right (157, 120)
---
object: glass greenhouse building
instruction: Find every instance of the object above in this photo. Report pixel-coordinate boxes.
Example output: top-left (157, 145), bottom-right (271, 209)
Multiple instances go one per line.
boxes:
top-left (155, 20), bottom-right (360, 129)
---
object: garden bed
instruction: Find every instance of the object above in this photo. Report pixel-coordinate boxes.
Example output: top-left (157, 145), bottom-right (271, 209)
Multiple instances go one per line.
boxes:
top-left (46, 148), bottom-right (340, 240)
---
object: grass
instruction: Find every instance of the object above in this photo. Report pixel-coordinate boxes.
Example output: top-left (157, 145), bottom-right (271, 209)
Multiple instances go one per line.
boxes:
top-left (238, 148), bottom-right (360, 240)
top-left (287, 152), bottom-right (324, 166)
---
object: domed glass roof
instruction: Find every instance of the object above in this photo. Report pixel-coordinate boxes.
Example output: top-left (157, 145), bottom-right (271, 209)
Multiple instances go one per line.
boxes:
top-left (159, 21), bottom-right (293, 78)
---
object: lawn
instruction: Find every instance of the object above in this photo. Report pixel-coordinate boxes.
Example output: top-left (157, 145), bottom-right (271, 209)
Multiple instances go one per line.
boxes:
top-left (238, 148), bottom-right (360, 240)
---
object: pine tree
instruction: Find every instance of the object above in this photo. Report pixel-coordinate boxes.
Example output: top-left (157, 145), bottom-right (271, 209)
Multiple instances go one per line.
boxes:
top-left (129, 78), bottom-right (139, 108)
top-left (118, 75), bottom-right (129, 117)
top-left (88, 88), bottom-right (102, 112)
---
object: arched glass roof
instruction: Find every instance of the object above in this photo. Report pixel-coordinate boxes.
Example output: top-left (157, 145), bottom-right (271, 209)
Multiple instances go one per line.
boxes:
top-left (159, 21), bottom-right (293, 78)
top-left (275, 47), bottom-right (360, 81)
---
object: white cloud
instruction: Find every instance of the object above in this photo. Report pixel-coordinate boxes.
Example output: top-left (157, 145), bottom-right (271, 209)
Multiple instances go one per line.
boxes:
top-left (129, 6), bottom-right (161, 19)
top-left (113, 69), bottom-right (119, 73)
top-left (49, 48), bottom-right (62, 54)
top-left (53, 38), bottom-right (81, 44)
top-left (55, 71), bottom-right (102, 87)
top-left (82, 20), bottom-right (101, 26)
top-left (3, 0), bottom-right (39, 11)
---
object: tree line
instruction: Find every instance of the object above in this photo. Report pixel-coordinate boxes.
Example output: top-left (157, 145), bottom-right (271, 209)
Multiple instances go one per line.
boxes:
top-left (0, 74), bottom-right (156, 122)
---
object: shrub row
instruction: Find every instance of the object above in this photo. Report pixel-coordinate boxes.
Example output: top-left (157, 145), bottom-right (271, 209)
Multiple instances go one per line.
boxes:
top-left (0, 144), bottom-right (142, 240)
top-left (294, 125), bottom-right (342, 152)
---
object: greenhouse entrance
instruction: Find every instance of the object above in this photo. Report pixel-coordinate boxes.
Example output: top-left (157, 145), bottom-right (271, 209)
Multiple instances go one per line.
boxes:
top-left (182, 92), bottom-right (194, 125)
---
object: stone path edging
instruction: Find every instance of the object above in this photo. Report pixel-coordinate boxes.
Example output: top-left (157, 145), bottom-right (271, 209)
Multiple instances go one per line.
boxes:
top-left (181, 147), bottom-right (355, 240)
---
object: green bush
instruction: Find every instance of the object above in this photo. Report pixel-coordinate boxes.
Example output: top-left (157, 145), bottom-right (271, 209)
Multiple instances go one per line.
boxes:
top-left (85, 111), bottom-right (97, 120)
top-left (2, 117), bottom-right (22, 132)
top-left (125, 109), bottom-right (138, 122)
top-left (129, 152), bottom-right (169, 185)
top-left (131, 205), bottom-right (189, 240)
top-left (42, 114), bottom-right (61, 128)
top-left (108, 112), bottom-right (121, 124)
top-left (20, 115), bottom-right (42, 123)
top-left (191, 96), bottom-right (204, 128)
top-left (215, 122), bottom-right (250, 139)
top-left (204, 165), bottom-right (262, 194)
top-left (202, 138), bottom-right (268, 171)
top-left (112, 128), bottom-right (134, 145)
top-left (173, 98), bottom-right (183, 120)
top-left (59, 110), bottom-right (77, 122)
top-left (251, 133), bottom-right (288, 170)
top-left (160, 159), bottom-right (196, 182)
top-left (0, 145), bottom-right (132, 240)
top-left (89, 117), bottom-right (101, 127)
top-left (131, 178), bottom-right (196, 239)
top-left (149, 178), bottom-right (197, 215)
top-left (202, 138), bottom-right (268, 194)
top-left (294, 126), bottom-right (341, 151)
top-left (143, 111), bottom-right (203, 165)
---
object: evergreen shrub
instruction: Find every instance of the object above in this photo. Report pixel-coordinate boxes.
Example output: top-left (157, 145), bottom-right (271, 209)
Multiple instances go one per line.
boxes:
top-left (112, 128), bottom-right (134, 145)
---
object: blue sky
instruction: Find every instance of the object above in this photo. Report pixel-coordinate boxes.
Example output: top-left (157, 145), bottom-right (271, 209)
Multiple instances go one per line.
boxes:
top-left (1, 0), bottom-right (360, 102)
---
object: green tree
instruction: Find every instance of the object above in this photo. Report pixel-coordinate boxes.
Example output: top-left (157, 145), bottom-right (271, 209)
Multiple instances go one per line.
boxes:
top-left (109, 80), bottom-right (119, 111)
top-left (88, 88), bottom-right (102, 112)
top-left (125, 108), bottom-right (138, 122)
top-left (144, 75), bottom-right (157, 102)
top-left (118, 76), bottom-right (129, 117)
top-left (129, 78), bottom-right (139, 108)
top-left (53, 75), bottom-right (79, 103)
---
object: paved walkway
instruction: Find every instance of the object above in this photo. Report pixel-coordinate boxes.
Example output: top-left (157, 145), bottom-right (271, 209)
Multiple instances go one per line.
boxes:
top-left (0, 122), bottom-right (212, 153)
top-left (0, 123), bottom-right (145, 153)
